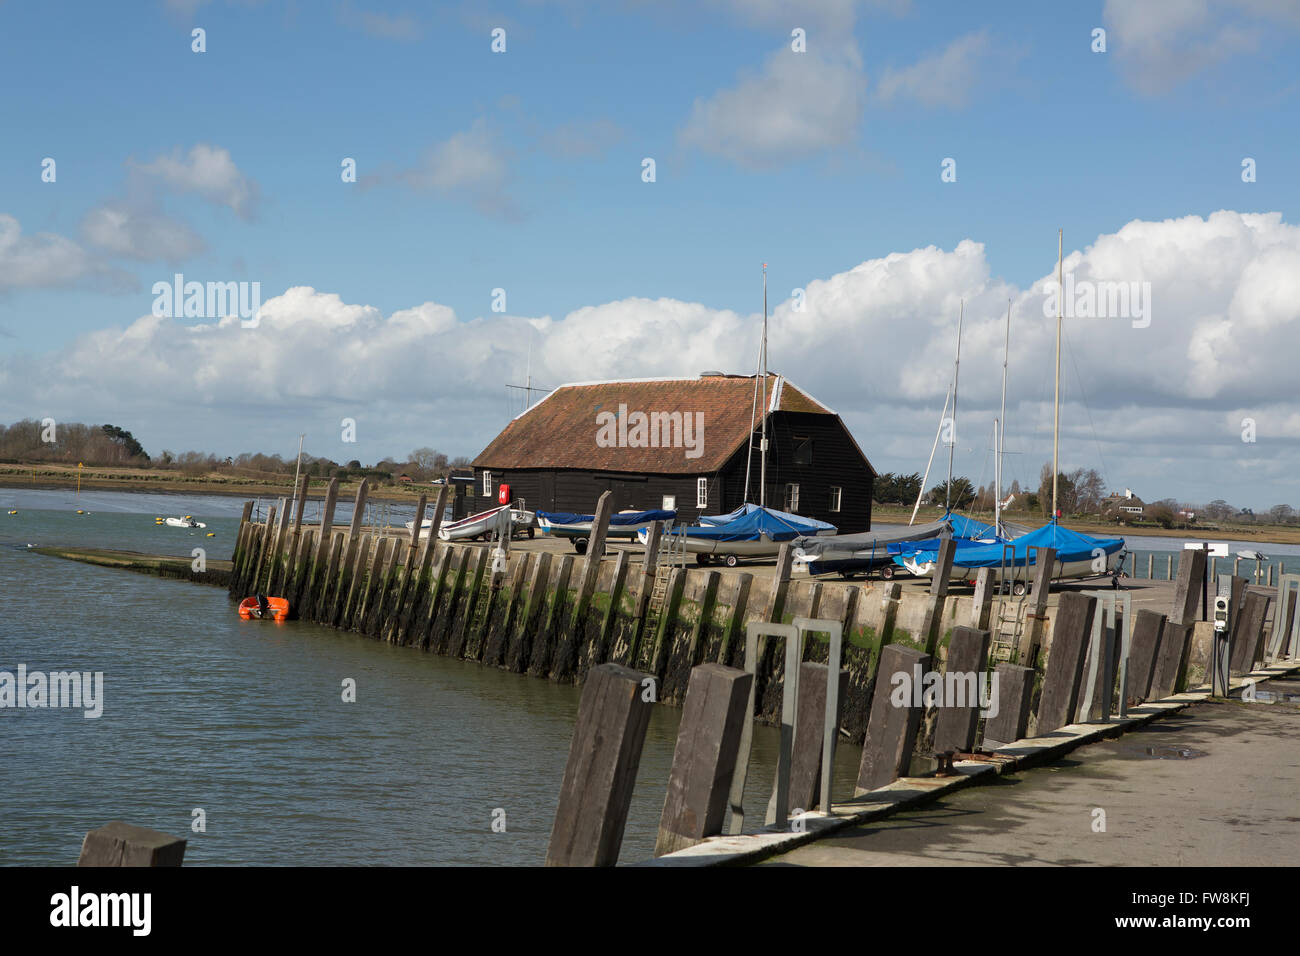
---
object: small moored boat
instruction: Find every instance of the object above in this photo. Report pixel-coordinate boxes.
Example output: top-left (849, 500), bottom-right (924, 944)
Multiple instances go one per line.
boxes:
top-left (238, 595), bottom-right (290, 622)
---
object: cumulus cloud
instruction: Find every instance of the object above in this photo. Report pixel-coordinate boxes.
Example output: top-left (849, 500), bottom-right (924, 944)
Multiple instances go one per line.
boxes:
top-left (81, 201), bottom-right (206, 261)
top-left (7, 210), bottom-right (1300, 506)
top-left (1102, 0), bottom-right (1300, 95)
top-left (876, 29), bottom-right (996, 107)
top-left (133, 144), bottom-right (260, 220)
top-left (0, 214), bottom-right (131, 292)
top-left (379, 119), bottom-right (517, 218)
top-left (678, 44), bottom-right (867, 167)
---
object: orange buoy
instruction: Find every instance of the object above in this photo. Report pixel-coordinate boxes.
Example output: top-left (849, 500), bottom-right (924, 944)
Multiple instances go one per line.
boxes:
top-left (238, 596), bottom-right (290, 622)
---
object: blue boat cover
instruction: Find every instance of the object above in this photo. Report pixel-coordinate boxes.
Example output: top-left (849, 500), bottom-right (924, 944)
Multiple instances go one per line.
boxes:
top-left (899, 521), bottom-right (1124, 569)
top-left (697, 503), bottom-right (835, 532)
top-left (538, 509), bottom-right (677, 526)
top-left (674, 505), bottom-right (836, 543)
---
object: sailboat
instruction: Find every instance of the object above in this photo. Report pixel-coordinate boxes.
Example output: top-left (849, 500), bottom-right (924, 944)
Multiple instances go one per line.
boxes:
top-left (898, 232), bottom-right (1125, 586)
top-left (648, 265), bottom-right (838, 567)
top-left (800, 301), bottom-right (1003, 581)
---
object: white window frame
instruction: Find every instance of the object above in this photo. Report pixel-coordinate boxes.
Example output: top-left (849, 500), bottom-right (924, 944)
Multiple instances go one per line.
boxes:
top-left (662, 495), bottom-right (676, 511)
top-left (785, 482), bottom-right (800, 513)
top-left (482, 470), bottom-right (492, 497)
top-left (830, 486), bottom-right (842, 512)
top-left (696, 477), bottom-right (708, 509)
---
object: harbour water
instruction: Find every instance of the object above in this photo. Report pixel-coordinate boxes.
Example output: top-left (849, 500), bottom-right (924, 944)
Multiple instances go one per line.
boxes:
top-left (0, 488), bottom-right (863, 866)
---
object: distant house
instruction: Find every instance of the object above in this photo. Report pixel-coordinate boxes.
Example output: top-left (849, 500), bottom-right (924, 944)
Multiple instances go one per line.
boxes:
top-left (1102, 489), bottom-right (1146, 519)
top-left (397, 474), bottom-right (413, 483)
top-left (470, 372), bottom-right (877, 531)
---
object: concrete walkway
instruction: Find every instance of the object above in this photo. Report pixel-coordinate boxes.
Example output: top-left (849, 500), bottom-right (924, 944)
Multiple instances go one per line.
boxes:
top-left (760, 677), bottom-right (1300, 867)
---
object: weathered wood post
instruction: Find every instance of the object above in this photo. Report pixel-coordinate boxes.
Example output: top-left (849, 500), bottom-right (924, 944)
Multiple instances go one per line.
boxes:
top-left (635, 519), bottom-right (664, 620)
top-left (969, 567), bottom-right (994, 630)
top-left (266, 495), bottom-right (291, 593)
top-left (932, 625), bottom-right (991, 753)
top-left (301, 477), bottom-right (339, 619)
top-left (787, 661), bottom-right (849, 812)
top-left (980, 663), bottom-right (1035, 748)
top-left (1229, 592), bottom-right (1269, 675)
top-left (1126, 609), bottom-right (1167, 704)
top-left (1017, 547), bottom-right (1056, 665)
top-left (655, 663), bottom-right (753, 856)
top-left (1146, 554), bottom-right (1154, 579)
top-left (1171, 547), bottom-right (1207, 625)
top-left (569, 491), bottom-right (615, 632)
top-left (1149, 621), bottom-right (1193, 699)
top-left (546, 663), bottom-right (654, 867)
top-left (919, 536), bottom-right (956, 654)
top-left (77, 821), bottom-right (186, 867)
top-left (382, 493), bottom-right (426, 644)
top-left (856, 643), bottom-right (931, 794)
top-left (1034, 592), bottom-right (1097, 735)
top-left (329, 478), bottom-right (369, 625)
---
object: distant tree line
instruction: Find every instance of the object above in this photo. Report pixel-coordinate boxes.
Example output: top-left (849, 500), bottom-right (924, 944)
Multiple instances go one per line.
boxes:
top-left (0, 420), bottom-right (471, 487)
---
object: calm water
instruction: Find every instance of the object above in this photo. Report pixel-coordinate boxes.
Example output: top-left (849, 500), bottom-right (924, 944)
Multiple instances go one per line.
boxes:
top-left (0, 488), bottom-right (861, 866)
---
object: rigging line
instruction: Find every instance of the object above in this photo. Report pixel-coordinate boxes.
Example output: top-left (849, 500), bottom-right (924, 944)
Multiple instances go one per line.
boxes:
top-left (1060, 323), bottom-right (1113, 489)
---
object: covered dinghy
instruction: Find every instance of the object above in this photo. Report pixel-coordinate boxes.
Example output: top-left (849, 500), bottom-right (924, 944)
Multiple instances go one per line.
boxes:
top-left (637, 503), bottom-right (836, 566)
top-left (898, 520), bottom-right (1125, 584)
top-left (791, 519), bottom-right (954, 578)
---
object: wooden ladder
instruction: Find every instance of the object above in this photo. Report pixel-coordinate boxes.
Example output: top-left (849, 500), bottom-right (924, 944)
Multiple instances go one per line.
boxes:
top-left (991, 595), bottom-right (1026, 662)
top-left (647, 522), bottom-right (685, 614)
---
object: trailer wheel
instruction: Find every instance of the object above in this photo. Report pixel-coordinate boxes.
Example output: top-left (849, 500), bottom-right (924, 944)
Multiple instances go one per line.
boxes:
top-left (574, 537), bottom-right (588, 555)
top-left (880, 565), bottom-right (896, 580)
top-left (1012, 581), bottom-right (1027, 596)
top-left (724, 554), bottom-right (739, 568)
top-left (527, 528), bottom-right (534, 539)
top-left (696, 554), bottom-right (710, 566)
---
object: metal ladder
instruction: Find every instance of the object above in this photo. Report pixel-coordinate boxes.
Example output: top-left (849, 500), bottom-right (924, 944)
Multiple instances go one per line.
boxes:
top-left (989, 543), bottom-right (1027, 661)
top-left (647, 520), bottom-right (686, 613)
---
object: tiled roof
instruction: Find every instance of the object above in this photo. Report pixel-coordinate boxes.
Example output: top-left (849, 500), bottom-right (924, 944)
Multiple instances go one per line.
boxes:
top-left (472, 374), bottom-right (836, 474)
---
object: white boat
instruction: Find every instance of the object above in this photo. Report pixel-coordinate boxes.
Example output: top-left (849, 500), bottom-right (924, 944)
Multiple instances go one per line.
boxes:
top-left (164, 516), bottom-right (206, 528)
top-left (431, 504), bottom-right (535, 541)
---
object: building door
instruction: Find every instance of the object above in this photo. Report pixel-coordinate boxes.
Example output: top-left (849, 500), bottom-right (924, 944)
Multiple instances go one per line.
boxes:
top-left (538, 473), bottom-right (555, 512)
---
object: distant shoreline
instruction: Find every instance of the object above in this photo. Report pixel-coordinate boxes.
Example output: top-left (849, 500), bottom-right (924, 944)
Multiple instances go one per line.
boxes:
top-left (0, 470), bottom-right (432, 504)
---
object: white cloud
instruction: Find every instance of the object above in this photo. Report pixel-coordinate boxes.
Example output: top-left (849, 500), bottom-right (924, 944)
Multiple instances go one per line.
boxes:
top-left (384, 119), bottom-right (517, 217)
top-left (1102, 0), bottom-right (1300, 95)
top-left (0, 214), bottom-right (126, 291)
top-left (7, 209), bottom-right (1300, 507)
top-left (678, 45), bottom-right (867, 167)
top-left (876, 29), bottom-right (994, 107)
top-left (81, 201), bottom-right (206, 261)
top-left (134, 144), bottom-right (260, 220)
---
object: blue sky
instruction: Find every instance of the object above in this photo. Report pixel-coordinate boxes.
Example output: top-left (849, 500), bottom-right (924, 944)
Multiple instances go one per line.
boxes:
top-left (2, 1), bottom-right (1299, 509)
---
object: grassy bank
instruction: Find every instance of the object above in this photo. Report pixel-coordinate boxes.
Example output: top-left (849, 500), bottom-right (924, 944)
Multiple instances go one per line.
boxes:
top-left (0, 463), bottom-right (435, 503)
top-left (871, 503), bottom-right (1300, 546)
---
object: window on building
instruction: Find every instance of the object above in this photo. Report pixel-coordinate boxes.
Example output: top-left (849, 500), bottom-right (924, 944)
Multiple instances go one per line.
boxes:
top-left (829, 486), bottom-right (842, 512)
top-left (482, 470), bottom-right (492, 497)
top-left (696, 477), bottom-right (708, 509)
top-left (785, 483), bottom-right (800, 513)
top-left (793, 437), bottom-right (813, 466)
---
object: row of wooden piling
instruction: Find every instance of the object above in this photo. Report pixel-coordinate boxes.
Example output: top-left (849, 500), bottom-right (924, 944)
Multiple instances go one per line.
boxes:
top-left (545, 545), bottom-right (1299, 865)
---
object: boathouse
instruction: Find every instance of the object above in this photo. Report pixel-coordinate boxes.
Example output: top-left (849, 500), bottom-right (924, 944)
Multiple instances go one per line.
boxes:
top-left (470, 373), bottom-right (877, 531)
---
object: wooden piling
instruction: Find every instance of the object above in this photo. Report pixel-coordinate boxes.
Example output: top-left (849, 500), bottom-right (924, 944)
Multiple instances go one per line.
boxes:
top-left (546, 663), bottom-right (654, 867)
top-left (1035, 592), bottom-right (1097, 735)
top-left (932, 625), bottom-right (991, 753)
top-left (1126, 609), bottom-right (1167, 704)
top-left (856, 643), bottom-right (930, 794)
top-left (787, 661), bottom-right (849, 812)
top-left (1171, 548), bottom-right (1207, 625)
top-left (969, 567), bottom-right (994, 630)
top-left (655, 663), bottom-right (753, 857)
top-left (980, 663), bottom-right (1035, 748)
top-left (77, 821), bottom-right (186, 867)
top-left (1149, 621), bottom-right (1192, 700)
top-left (1018, 547), bottom-right (1056, 665)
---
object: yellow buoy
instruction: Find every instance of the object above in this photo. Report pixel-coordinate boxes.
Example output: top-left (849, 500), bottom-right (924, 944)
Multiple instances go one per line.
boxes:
top-left (7, 510), bottom-right (16, 515)
top-left (206, 532), bottom-right (215, 537)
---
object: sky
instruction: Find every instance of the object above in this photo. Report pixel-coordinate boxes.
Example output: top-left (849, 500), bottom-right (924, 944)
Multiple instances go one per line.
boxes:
top-left (1, 0), bottom-right (1298, 509)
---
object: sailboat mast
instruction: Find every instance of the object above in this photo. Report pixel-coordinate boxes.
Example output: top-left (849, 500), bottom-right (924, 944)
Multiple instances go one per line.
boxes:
top-left (1052, 230), bottom-right (1063, 520)
top-left (759, 264), bottom-right (768, 509)
top-left (996, 298), bottom-right (1010, 532)
top-left (911, 384), bottom-right (952, 526)
top-left (945, 300), bottom-right (963, 512)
